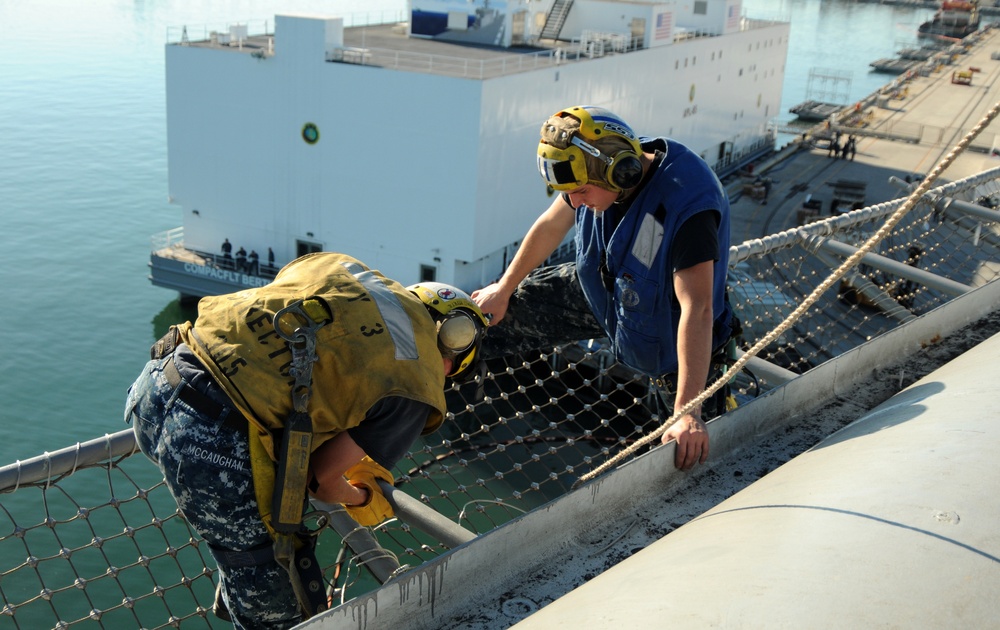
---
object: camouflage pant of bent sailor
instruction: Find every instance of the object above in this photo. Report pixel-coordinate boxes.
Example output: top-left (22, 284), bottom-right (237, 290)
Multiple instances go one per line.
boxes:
top-left (125, 354), bottom-right (301, 630)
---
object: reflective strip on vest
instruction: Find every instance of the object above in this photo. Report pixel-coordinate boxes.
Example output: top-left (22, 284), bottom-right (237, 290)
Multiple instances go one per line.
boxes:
top-left (341, 261), bottom-right (419, 360)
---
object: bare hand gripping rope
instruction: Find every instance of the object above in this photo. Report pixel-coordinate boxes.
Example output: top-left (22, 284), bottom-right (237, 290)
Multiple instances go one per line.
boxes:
top-left (576, 99), bottom-right (1000, 488)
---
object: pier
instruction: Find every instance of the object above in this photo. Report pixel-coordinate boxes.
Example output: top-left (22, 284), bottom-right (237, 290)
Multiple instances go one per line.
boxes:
top-left (730, 24), bottom-right (1000, 244)
top-left (854, 0), bottom-right (1000, 19)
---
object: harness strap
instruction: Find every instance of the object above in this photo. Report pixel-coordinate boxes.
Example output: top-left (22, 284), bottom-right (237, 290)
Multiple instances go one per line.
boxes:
top-left (208, 536), bottom-right (325, 620)
top-left (274, 533), bottom-right (327, 617)
top-left (248, 402), bottom-right (328, 619)
top-left (271, 411), bottom-right (313, 534)
top-left (652, 316), bottom-right (743, 417)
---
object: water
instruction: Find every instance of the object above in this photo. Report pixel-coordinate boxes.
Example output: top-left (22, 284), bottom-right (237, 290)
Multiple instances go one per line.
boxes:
top-left (0, 4), bottom-right (405, 624)
top-left (750, 0), bottom-right (935, 124)
top-left (0, 0), bottom-right (408, 462)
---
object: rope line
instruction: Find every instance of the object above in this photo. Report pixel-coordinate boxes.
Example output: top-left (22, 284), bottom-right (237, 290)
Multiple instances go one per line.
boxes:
top-left (578, 99), bottom-right (1000, 485)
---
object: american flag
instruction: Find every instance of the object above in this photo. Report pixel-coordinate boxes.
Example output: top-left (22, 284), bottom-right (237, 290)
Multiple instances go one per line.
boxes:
top-left (655, 12), bottom-right (672, 40)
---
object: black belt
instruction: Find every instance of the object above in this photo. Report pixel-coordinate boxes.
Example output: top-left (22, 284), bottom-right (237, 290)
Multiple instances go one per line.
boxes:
top-left (163, 355), bottom-right (245, 432)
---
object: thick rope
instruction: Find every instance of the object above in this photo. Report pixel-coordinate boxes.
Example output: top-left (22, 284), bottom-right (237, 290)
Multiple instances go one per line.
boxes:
top-left (578, 99), bottom-right (1000, 485)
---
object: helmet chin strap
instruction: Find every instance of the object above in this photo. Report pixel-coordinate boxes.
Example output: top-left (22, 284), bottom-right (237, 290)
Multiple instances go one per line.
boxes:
top-left (473, 359), bottom-right (487, 401)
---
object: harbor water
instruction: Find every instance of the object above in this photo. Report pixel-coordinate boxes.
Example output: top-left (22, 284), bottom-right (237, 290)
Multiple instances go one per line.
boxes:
top-left (0, 0), bottom-right (938, 624)
top-left (752, 0), bottom-right (935, 125)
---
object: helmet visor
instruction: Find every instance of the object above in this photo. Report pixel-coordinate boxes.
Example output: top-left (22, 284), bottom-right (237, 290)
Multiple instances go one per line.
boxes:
top-left (537, 143), bottom-right (589, 191)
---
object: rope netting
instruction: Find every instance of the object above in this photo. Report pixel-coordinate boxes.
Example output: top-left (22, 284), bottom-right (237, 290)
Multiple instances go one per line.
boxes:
top-left (4, 163), bottom-right (1000, 627)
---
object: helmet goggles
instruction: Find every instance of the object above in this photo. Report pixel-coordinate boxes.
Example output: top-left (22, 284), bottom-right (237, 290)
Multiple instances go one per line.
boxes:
top-left (536, 136), bottom-right (608, 191)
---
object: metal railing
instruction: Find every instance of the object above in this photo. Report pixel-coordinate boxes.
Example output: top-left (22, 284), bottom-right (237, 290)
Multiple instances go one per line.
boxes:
top-left (165, 10), bottom-right (409, 45)
top-left (327, 44), bottom-right (592, 79)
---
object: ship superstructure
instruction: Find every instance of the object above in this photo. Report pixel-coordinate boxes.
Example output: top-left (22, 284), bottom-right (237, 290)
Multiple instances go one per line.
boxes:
top-left (149, 0), bottom-right (788, 300)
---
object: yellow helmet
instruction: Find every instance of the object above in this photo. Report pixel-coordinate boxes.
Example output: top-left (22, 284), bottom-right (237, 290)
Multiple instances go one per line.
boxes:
top-left (536, 106), bottom-right (644, 193)
top-left (407, 282), bottom-right (489, 383)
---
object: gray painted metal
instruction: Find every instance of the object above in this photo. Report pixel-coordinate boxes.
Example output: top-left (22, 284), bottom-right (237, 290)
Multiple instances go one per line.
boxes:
top-left (942, 196), bottom-right (1000, 224)
top-left (377, 480), bottom-right (477, 549)
top-left (0, 430), bottom-right (138, 493)
top-left (149, 253), bottom-right (270, 298)
top-left (300, 261), bottom-right (1000, 630)
top-left (313, 502), bottom-right (403, 585)
top-left (734, 351), bottom-right (799, 386)
top-left (805, 234), bottom-right (973, 296)
top-left (513, 332), bottom-right (1000, 628)
top-left (812, 247), bottom-right (918, 324)
top-left (890, 175), bottom-right (1000, 224)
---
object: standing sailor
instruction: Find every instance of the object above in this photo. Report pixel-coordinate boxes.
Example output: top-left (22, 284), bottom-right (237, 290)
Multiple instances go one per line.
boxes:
top-left (474, 106), bottom-right (738, 471)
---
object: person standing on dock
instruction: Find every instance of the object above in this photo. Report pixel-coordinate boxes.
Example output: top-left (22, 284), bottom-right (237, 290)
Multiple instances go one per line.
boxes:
top-left (473, 106), bottom-right (738, 472)
top-left (221, 238), bottom-right (233, 269)
top-left (126, 253), bottom-right (488, 628)
top-left (235, 246), bottom-right (247, 273)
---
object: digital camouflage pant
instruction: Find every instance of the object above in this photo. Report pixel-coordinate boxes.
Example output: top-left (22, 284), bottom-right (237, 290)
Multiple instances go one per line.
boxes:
top-left (126, 354), bottom-right (301, 630)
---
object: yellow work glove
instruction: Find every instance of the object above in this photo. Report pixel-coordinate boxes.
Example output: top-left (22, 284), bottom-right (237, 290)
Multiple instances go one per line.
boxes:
top-left (344, 457), bottom-right (395, 527)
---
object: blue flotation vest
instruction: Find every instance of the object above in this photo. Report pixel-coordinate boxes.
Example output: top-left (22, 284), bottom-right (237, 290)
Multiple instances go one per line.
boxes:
top-left (575, 138), bottom-right (733, 376)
